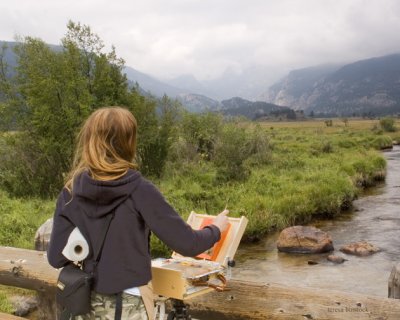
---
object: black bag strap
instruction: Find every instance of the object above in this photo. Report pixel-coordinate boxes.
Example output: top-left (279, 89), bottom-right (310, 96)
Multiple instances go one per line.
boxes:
top-left (93, 210), bottom-right (115, 265)
top-left (115, 292), bottom-right (123, 320)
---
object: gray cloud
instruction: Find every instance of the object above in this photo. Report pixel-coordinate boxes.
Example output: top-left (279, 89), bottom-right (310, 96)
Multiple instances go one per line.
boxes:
top-left (1, 0), bottom-right (400, 82)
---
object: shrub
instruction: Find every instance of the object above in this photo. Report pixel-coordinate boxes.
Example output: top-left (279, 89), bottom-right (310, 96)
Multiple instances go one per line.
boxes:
top-left (180, 112), bottom-right (222, 161)
top-left (321, 141), bottom-right (334, 153)
top-left (310, 140), bottom-right (334, 156)
top-left (371, 135), bottom-right (393, 150)
top-left (214, 125), bottom-right (251, 183)
top-left (380, 117), bottom-right (396, 132)
top-left (245, 125), bottom-right (271, 165)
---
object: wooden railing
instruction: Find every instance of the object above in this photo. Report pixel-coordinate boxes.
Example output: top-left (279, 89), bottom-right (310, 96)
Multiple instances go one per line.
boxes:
top-left (1, 246), bottom-right (400, 319)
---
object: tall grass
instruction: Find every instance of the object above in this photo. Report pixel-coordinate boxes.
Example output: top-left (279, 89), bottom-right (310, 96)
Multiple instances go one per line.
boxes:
top-left (0, 189), bottom-right (54, 249)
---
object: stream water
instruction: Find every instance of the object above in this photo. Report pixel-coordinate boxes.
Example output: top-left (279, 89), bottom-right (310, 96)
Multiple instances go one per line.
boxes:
top-left (232, 146), bottom-right (400, 298)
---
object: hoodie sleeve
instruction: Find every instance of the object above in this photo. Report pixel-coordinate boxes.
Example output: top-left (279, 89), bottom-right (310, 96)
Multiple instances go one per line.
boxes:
top-left (47, 190), bottom-right (75, 268)
top-left (134, 179), bottom-right (221, 257)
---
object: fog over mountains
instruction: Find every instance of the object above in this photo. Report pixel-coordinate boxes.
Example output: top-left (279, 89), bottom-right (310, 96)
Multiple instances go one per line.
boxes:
top-left (166, 65), bottom-right (281, 101)
top-left (124, 64), bottom-right (281, 102)
top-left (126, 52), bottom-right (400, 116)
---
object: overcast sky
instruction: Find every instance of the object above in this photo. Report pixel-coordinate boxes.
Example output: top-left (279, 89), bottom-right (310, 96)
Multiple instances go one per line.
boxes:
top-left (1, 0), bottom-right (400, 81)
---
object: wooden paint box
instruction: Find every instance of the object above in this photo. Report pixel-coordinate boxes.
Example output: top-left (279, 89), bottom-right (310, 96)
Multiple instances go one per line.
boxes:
top-left (151, 211), bottom-right (248, 300)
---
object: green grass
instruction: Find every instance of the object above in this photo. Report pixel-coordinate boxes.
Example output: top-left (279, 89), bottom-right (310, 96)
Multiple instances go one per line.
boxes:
top-left (0, 189), bottom-right (54, 249)
top-left (0, 288), bottom-right (14, 314)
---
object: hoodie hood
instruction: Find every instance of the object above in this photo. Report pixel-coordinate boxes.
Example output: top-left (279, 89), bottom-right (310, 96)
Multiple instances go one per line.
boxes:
top-left (72, 169), bottom-right (141, 218)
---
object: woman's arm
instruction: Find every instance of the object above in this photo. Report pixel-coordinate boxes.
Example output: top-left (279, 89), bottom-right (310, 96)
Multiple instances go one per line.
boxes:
top-left (134, 179), bottom-right (222, 257)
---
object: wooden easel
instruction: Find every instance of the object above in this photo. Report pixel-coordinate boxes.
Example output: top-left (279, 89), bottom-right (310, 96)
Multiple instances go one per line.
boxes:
top-left (152, 212), bottom-right (248, 319)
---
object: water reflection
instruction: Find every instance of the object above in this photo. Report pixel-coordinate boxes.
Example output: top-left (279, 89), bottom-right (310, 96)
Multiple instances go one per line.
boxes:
top-left (234, 146), bottom-right (400, 297)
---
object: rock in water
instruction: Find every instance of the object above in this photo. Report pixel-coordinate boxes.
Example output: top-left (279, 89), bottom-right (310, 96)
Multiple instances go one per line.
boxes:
top-left (34, 218), bottom-right (53, 251)
top-left (340, 241), bottom-right (380, 256)
top-left (327, 255), bottom-right (347, 264)
top-left (277, 226), bottom-right (334, 254)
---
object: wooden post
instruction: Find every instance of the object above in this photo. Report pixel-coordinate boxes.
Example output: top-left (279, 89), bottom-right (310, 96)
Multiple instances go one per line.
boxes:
top-left (388, 262), bottom-right (400, 298)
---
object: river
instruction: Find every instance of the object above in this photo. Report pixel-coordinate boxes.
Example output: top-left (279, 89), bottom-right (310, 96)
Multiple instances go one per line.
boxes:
top-left (233, 146), bottom-right (400, 298)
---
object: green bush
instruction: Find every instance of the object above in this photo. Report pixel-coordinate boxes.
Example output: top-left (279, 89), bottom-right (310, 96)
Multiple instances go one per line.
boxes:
top-left (379, 117), bottom-right (396, 132)
top-left (371, 135), bottom-right (393, 150)
top-left (245, 125), bottom-right (271, 165)
top-left (213, 125), bottom-right (251, 183)
top-left (182, 112), bottom-right (223, 161)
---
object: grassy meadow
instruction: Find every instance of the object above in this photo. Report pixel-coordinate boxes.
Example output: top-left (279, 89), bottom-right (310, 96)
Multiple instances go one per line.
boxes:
top-left (157, 118), bottom-right (391, 244)
top-left (0, 117), bottom-right (398, 313)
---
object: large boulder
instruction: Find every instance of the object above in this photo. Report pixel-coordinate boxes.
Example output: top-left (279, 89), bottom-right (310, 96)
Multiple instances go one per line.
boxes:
top-left (34, 218), bottom-right (53, 251)
top-left (277, 226), bottom-right (334, 254)
top-left (340, 241), bottom-right (380, 256)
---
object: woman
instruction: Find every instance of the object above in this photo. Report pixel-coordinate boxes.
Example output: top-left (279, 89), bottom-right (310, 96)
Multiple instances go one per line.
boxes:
top-left (47, 107), bottom-right (229, 319)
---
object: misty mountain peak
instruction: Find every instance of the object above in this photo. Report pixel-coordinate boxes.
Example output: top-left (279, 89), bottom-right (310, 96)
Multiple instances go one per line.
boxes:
top-left (262, 54), bottom-right (400, 116)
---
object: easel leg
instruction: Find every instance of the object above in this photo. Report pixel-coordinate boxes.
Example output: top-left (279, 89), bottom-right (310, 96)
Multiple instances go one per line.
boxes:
top-left (167, 299), bottom-right (191, 320)
top-left (154, 296), bottom-right (166, 320)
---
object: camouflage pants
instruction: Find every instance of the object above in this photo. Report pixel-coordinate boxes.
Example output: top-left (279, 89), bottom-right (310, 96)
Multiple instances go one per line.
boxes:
top-left (74, 292), bottom-right (148, 320)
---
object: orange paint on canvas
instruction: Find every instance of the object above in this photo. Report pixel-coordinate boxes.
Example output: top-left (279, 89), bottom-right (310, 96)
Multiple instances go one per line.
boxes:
top-left (196, 218), bottom-right (231, 261)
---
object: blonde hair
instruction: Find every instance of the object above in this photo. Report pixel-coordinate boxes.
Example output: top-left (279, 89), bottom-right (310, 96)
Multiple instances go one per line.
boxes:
top-left (65, 106), bottom-right (138, 191)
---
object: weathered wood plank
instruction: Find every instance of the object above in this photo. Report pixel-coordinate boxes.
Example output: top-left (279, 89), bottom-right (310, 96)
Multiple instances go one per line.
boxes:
top-left (185, 279), bottom-right (400, 320)
top-left (0, 312), bottom-right (26, 319)
top-left (0, 246), bottom-right (58, 291)
top-left (388, 262), bottom-right (400, 299)
top-left (1, 246), bottom-right (400, 320)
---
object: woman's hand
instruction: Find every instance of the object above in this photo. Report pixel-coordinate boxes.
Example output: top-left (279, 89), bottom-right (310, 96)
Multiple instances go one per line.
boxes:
top-left (213, 209), bottom-right (229, 233)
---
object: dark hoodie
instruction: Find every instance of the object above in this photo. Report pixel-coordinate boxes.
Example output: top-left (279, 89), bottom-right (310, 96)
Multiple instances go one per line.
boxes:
top-left (47, 169), bottom-right (221, 294)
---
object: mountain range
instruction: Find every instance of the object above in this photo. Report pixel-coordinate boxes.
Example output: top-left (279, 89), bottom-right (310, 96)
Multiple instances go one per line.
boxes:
top-left (262, 54), bottom-right (400, 116)
top-left (2, 40), bottom-right (400, 117)
top-left (126, 53), bottom-right (400, 117)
